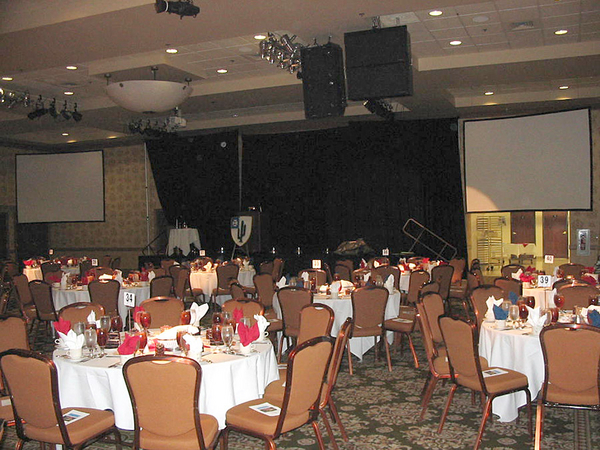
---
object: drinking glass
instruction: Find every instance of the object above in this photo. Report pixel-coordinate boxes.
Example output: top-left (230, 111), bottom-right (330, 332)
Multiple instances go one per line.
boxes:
top-left (211, 323), bottom-right (222, 343)
top-left (223, 311), bottom-right (234, 327)
top-left (554, 294), bottom-right (565, 309)
top-left (96, 328), bottom-right (108, 357)
top-left (136, 330), bottom-right (148, 354)
top-left (84, 328), bottom-right (97, 357)
top-left (519, 303), bottom-right (529, 322)
top-left (180, 310), bottom-right (191, 325)
top-left (212, 312), bottom-right (223, 325)
top-left (509, 305), bottom-right (519, 325)
top-left (110, 315), bottom-right (123, 332)
top-left (140, 311), bottom-right (152, 329)
top-left (99, 315), bottom-right (111, 333)
top-left (73, 321), bottom-right (85, 336)
top-left (222, 325), bottom-right (234, 353)
top-left (177, 330), bottom-right (189, 354)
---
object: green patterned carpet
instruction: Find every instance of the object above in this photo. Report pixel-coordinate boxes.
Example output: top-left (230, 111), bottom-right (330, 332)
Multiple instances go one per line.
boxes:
top-left (1, 302), bottom-right (597, 449)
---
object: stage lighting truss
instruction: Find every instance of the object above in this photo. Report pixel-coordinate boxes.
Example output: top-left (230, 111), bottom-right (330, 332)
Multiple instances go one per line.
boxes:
top-left (0, 88), bottom-right (83, 122)
top-left (258, 33), bottom-right (303, 74)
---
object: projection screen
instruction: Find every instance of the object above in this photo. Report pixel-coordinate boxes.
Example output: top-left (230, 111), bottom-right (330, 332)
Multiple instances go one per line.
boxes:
top-left (464, 108), bottom-right (591, 212)
top-left (16, 150), bottom-right (105, 223)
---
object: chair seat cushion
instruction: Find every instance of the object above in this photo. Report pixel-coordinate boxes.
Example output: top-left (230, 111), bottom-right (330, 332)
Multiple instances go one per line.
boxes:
top-left (383, 318), bottom-right (414, 333)
top-left (352, 325), bottom-right (382, 337)
top-left (0, 397), bottom-right (13, 420)
top-left (459, 367), bottom-right (527, 394)
top-left (546, 384), bottom-right (599, 406)
top-left (24, 407), bottom-right (114, 445)
top-left (226, 398), bottom-right (309, 436)
top-left (140, 414), bottom-right (218, 450)
top-left (191, 288), bottom-right (204, 295)
top-left (267, 318), bottom-right (283, 332)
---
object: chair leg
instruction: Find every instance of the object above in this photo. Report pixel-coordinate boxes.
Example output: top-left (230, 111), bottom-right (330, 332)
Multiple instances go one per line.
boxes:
top-left (311, 419), bottom-right (327, 450)
top-left (384, 332), bottom-right (393, 372)
top-left (328, 398), bottom-right (348, 441)
top-left (319, 408), bottom-right (339, 450)
top-left (406, 334), bottom-right (419, 369)
top-left (277, 334), bottom-right (283, 363)
top-left (220, 426), bottom-right (230, 449)
top-left (438, 384), bottom-right (457, 433)
top-left (346, 340), bottom-right (354, 375)
top-left (534, 400), bottom-right (544, 450)
top-left (524, 389), bottom-right (533, 437)
top-left (420, 374), bottom-right (439, 421)
top-left (474, 396), bottom-right (494, 450)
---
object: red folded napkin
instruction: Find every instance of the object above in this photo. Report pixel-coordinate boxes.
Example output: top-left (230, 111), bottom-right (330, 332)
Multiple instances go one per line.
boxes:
top-left (520, 274), bottom-right (535, 283)
top-left (238, 322), bottom-right (260, 346)
top-left (23, 259), bottom-right (35, 267)
top-left (585, 266), bottom-right (595, 274)
top-left (48, 274), bottom-right (61, 283)
top-left (118, 334), bottom-right (141, 355)
top-left (582, 274), bottom-right (597, 286)
top-left (139, 271), bottom-right (149, 282)
top-left (422, 258), bottom-right (430, 264)
top-left (133, 306), bottom-right (145, 324)
top-left (233, 307), bottom-right (244, 325)
top-left (52, 317), bottom-right (71, 334)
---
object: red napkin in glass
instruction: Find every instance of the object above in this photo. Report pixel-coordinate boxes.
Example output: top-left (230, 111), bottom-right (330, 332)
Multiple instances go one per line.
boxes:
top-left (118, 334), bottom-right (141, 355)
top-left (238, 322), bottom-right (259, 346)
top-left (233, 307), bottom-right (244, 325)
top-left (133, 306), bottom-right (145, 324)
top-left (52, 317), bottom-right (71, 334)
top-left (81, 276), bottom-right (89, 286)
top-left (48, 274), bottom-right (61, 283)
top-left (520, 274), bottom-right (535, 283)
top-left (139, 271), bottom-right (149, 282)
top-left (422, 258), bottom-right (430, 264)
top-left (585, 266), bottom-right (595, 274)
top-left (23, 259), bottom-right (34, 267)
top-left (147, 339), bottom-right (156, 352)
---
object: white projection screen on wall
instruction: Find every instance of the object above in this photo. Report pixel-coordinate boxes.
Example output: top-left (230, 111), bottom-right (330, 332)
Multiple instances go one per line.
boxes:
top-left (464, 108), bottom-right (591, 213)
top-left (16, 150), bottom-right (105, 223)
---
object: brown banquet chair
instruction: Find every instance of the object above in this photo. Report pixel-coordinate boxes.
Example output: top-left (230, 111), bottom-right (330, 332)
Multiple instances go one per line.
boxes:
top-left (535, 324), bottom-right (600, 448)
top-left (221, 299), bottom-right (264, 326)
top-left (371, 264), bottom-right (400, 290)
top-left (437, 316), bottom-right (532, 450)
top-left (501, 264), bottom-right (524, 279)
top-left (0, 348), bottom-right (122, 449)
top-left (298, 269), bottom-right (327, 287)
top-left (556, 283), bottom-right (600, 311)
top-left (211, 263), bottom-right (240, 305)
top-left (150, 275), bottom-right (174, 298)
top-left (12, 274), bottom-right (38, 330)
top-left (494, 276), bottom-right (523, 299)
top-left (40, 262), bottom-right (61, 279)
top-left (297, 303), bottom-right (334, 345)
top-left (558, 262), bottom-right (585, 279)
top-left (421, 291), bottom-right (446, 351)
top-left (140, 297), bottom-right (184, 328)
top-left (383, 303), bottom-right (420, 370)
top-left (277, 286), bottom-right (313, 362)
top-left (171, 266), bottom-right (204, 304)
top-left (469, 285), bottom-right (504, 329)
top-left (88, 279), bottom-right (120, 316)
top-left (123, 354), bottom-right (218, 450)
top-left (221, 336), bottom-right (334, 450)
top-left (431, 264), bottom-right (454, 300)
top-left (28, 280), bottom-right (58, 338)
top-left (404, 269), bottom-right (430, 305)
top-left (59, 302), bottom-right (105, 326)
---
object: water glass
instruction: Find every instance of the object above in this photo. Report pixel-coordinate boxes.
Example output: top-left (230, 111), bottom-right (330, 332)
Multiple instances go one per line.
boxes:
top-left (222, 325), bottom-right (234, 353)
top-left (73, 321), bottom-right (85, 336)
top-left (84, 328), bottom-right (97, 357)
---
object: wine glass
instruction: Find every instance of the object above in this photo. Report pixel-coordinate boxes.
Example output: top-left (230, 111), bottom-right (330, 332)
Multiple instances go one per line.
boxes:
top-left (509, 305), bottom-right (519, 327)
top-left (519, 303), bottom-right (529, 326)
top-left (222, 325), bottom-right (234, 354)
top-left (96, 328), bottom-right (108, 357)
top-left (180, 310), bottom-right (191, 325)
top-left (99, 315), bottom-right (111, 333)
top-left (136, 330), bottom-right (148, 354)
top-left (140, 311), bottom-right (152, 330)
top-left (212, 312), bottom-right (223, 325)
top-left (223, 311), bottom-right (234, 327)
top-left (111, 315), bottom-right (123, 332)
top-left (84, 328), bottom-right (97, 358)
top-left (554, 294), bottom-right (565, 309)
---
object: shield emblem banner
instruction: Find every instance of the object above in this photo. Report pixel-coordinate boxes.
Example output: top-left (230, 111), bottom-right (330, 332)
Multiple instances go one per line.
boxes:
top-left (231, 216), bottom-right (252, 246)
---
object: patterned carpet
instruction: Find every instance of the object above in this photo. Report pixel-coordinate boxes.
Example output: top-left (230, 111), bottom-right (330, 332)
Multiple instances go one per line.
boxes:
top-left (1, 296), bottom-right (597, 449)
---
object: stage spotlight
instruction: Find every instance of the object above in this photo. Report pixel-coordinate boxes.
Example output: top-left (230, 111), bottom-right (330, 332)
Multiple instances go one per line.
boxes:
top-left (48, 98), bottom-right (58, 118)
top-left (71, 103), bottom-right (82, 122)
top-left (27, 95), bottom-right (48, 120)
top-left (60, 101), bottom-right (71, 120)
top-left (155, 0), bottom-right (199, 18)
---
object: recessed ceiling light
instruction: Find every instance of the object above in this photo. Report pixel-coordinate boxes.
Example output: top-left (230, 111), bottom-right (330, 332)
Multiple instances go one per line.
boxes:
top-left (472, 15), bottom-right (489, 23)
top-left (555, 29), bottom-right (568, 35)
top-left (559, 85), bottom-right (569, 90)
top-left (232, 114), bottom-right (238, 118)
top-left (62, 132), bottom-right (69, 136)
top-left (429, 10), bottom-right (443, 17)
top-left (450, 40), bottom-right (462, 46)
top-left (108, 135), bottom-right (118, 139)
top-left (1, 76), bottom-right (13, 81)
top-left (217, 68), bottom-right (228, 74)
top-left (166, 48), bottom-right (178, 54)
top-left (64, 91), bottom-right (74, 96)
top-left (67, 139), bottom-right (77, 143)
top-left (254, 34), bottom-right (267, 40)
top-left (66, 66), bottom-right (78, 70)
top-left (484, 91), bottom-right (494, 96)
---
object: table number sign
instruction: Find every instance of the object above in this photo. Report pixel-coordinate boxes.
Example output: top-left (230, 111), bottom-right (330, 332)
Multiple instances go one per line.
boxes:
top-left (382, 248), bottom-right (390, 256)
top-left (49, 248), bottom-right (54, 256)
top-left (199, 250), bottom-right (206, 257)
top-left (312, 259), bottom-right (322, 269)
top-left (91, 258), bottom-right (98, 267)
top-left (537, 274), bottom-right (552, 288)
top-left (124, 292), bottom-right (136, 308)
top-left (544, 255), bottom-right (554, 264)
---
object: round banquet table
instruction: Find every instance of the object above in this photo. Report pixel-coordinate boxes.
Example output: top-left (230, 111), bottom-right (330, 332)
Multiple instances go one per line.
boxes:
top-left (272, 289), bottom-right (401, 360)
top-left (23, 267), bottom-right (42, 281)
top-left (53, 340), bottom-right (279, 429)
top-left (190, 268), bottom-right (256, 306)
top-left (52, 285), bottom-right (151, 323)
top-left (167, 228), bottom-right (201, 256)
top-left (478, 321), bottom-right (544, 422)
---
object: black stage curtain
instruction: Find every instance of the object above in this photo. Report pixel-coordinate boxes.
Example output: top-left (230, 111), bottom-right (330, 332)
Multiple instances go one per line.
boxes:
top-left (147, 119), bottom-right (466, 258)
top-left (243, 119), bottom-right (466, 257)
top-left (146, 132), bottom-right (239, 250)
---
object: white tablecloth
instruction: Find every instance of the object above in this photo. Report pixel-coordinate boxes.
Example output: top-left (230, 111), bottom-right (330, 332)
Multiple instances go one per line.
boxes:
top-left (167, 228), bottom-right (201, 256)
top-left (478, 322), bottom-right (544, 422)
top-left (190, 268), bottom-right (256, 306)
top-left (53, 341), bottom-right (279, 429)
top-left (52, 285), bottom-right (151, 323)
top-left (399, 272), bottom-right (410, 293)
top-left (23, 267), bottom-right (42, 281)
top-left (272, 290), bottom-right (401, 360)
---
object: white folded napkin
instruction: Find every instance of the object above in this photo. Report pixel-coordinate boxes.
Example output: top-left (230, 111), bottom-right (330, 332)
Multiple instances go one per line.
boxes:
top-left (58, 330), bottom-right (85, 349)
top-left (511, 269), bottom-right (523, 280)
top-left (340, 280), bottom-right (354, 289)
top-left (148, 270), bottom-right (156, 282)
top-left (373, 260), bottom-right (380, 268)
top-left (114, 269), bottom-right (123, 286)
top-left (189, 302), bottom-right (209, 327)
top-left (330, 281), bottom-right (341, 295)
top-left (60, 272), bottom-right (68, 290)
top-left (183, 334), bottom-right (203, 358)
top-left (581, 305), bottom-right (600, 318)
top-left (204, 262), bottom-right (212, 271)
top-left (485, 296), bottom-right (503, 321)
top-left (276, 276), bottom-right (287, 289)
top-left (99, 274), bottom-right (112, 281)
top-left (301, 272), bottom-right (310, 282)
top-left (154, 325), bottom-right (199, 340)
top-left (384, 274), bottom-right (395, 293)
top-left (364, 272), bottom-right (371, 283)
top-left (526, 306), bottom-right (546, 329)
top-left (87, 310), bottom-right (97, 325)
top-left (254, 314), bottom-right (270, 339)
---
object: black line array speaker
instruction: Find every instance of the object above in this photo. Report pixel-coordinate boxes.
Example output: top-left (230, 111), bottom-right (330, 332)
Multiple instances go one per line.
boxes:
top-left (300, 43), bottom-right (346, 119)
top-left (344, 25), bottom-right (412, 101)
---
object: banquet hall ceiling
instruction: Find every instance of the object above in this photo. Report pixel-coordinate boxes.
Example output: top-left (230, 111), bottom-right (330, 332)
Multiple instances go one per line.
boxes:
top-left (0, 0), bottom-right (599, 147)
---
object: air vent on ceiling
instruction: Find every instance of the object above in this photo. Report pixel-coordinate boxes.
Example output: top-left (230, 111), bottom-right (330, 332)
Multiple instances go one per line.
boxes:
top-left (511, 21), bottom-right (535, 31)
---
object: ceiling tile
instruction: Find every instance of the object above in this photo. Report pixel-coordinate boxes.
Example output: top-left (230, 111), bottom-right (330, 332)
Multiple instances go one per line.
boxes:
top-left (542, 14), bottom-right (584, 28)
top-left (540, 2), bottom-right (582, 18)
top-left (507, 29), bottom-right (545, 47)
top-left (494, 0), bottom-right (538, 10)
top-left (476, 42), bottom-right (511, 52)
top-left (465, 22), bottom-right (505, 37)
top-left (454, 2), bottom-right (496, 15)
top-left (421, 16), bottom-right (464, 31)
top-left (498, 7), bottom-right (540, 23)
top-left (430, 27), bottom-right (469, 40)
top-left (413, 8), bottom-right (458, 22)
top-left (581, 0), bottom-right (600, 13)
top-left (471, 33), bottom-right (508, 45)
top-left (458, 10), bottom-right (502, 28)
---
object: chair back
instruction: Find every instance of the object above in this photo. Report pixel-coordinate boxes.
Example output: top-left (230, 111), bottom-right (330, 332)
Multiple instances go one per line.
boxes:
top-left (123, 355), bottom-right (212, 450)
top-left (494, 277), bottom-right (523, 298)
top-left (320, 318), bottom-right (352, 406)
top-left (40, 262), bottom-right (60, 278)
top-left (416, 302), bottom-right (446, 375)
top-left (28, 280), bottom-right (57, 321)
top-left (254, 273), bottom-right (275, 308)
top-left (12, 274), bottom-right (33, 307)
top-left (449, 258), bottom-right (466, 284)
top-left (91, 266), bottom-right (113, 278)
top-left (466, 271), bottom-right (481, 294)
top-left (371, 265), bottom-right (400, 290)
top-left (259, 261), bottom-right (274, 276)
top-left (216, 263), bottom-right (240, 290)
top-left (272, 258), bottom-right (285, 281)
top-left (431, 265), bottom-right (454, 300)
top-left (557, 284), bottom-right (600, 311)
top-left (298, 269), bottom-right (327, 287)
top-left (278, 287), bottom-right (313, 337)
top-left (0, 349), bottom-right (75, 446)
top-left (421, 291), bottom-right (446, 346)
top-left (297, 303), bottom-right (334, 345)
top-left (333, 263), bottom-right (352, 281)
top-left (351, 286), bottom-right (388, 330)
top-left (140, 297), bottom-right (184, 327)
top-left (0, 316), bottom-right (29, 353)
top-left (275, 337), bottom-right (334, 437)
top-left (559, 263), bottom-right (585, 280)
top-left (1, 261), bottom-right (19, 281)
top-left (79, 259), bottom-right (93, 277)
top-left (59, 302), bottom-right (105, 325)
top-left (501, 264), bottom-right (524, 279)
top-left (151, 268), bottom-right (167, 277)
top-left (160, 259), bottom-right (176, 271)
top-left (100, 255), bottom-right (112, 268)
top-left (150, 275), bottom-right (174, 298)
top-left (229, 281), bottom-right (246, 299)
top-left (420, 281), bottom-right (439, 296)
top-left (438, 316), bottom-right (485, 392)
top-left (88, 279), bottom-right (120, 316)
top-left (470, 285), bottom-right (504, 328)
top-left (538, 324), bottom-right (600, 406)
top-left (110, 257), bottom-right (121, 270)
top-left (221, 299), bottom-right (264, 326)
top-left (407, 270), bottom-right (430, 305)
top-left (170, 266), bottom-right (192, 300)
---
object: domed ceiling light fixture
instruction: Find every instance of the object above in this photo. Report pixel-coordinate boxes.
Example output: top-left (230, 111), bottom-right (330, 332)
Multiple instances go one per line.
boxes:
top-left (104, 67), bottom-right (193, 114)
